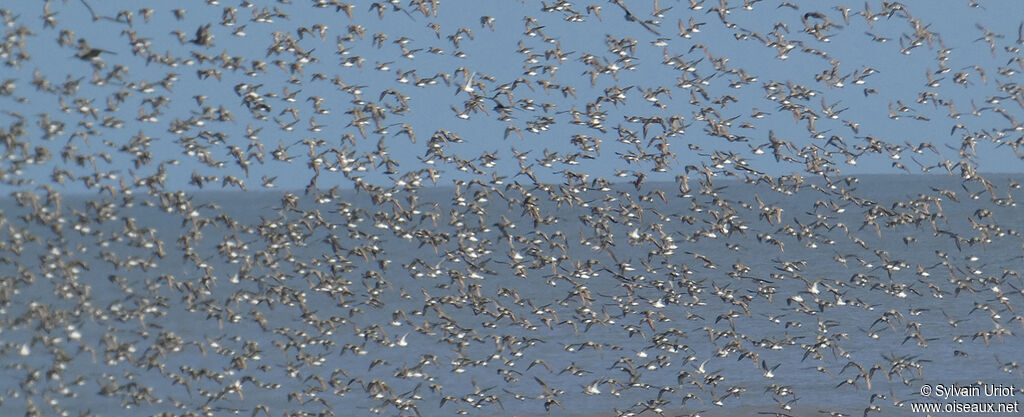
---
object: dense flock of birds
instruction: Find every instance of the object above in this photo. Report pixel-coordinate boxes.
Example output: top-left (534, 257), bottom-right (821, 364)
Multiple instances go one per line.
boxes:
top-left (1, 0), bottom-right (1024, 416)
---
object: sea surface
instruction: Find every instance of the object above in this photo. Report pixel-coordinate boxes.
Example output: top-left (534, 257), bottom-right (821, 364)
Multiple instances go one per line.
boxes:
top-left (1, 174), bottom-right (1023, 417)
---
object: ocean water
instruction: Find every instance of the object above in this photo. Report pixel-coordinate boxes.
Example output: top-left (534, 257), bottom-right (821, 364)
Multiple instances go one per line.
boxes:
top-left (1, 174), bottom-right (1023, 417)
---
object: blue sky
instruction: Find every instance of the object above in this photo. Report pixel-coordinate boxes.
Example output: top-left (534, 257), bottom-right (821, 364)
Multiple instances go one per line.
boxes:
top-left (1, 0), bottom-right (1023, 194)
